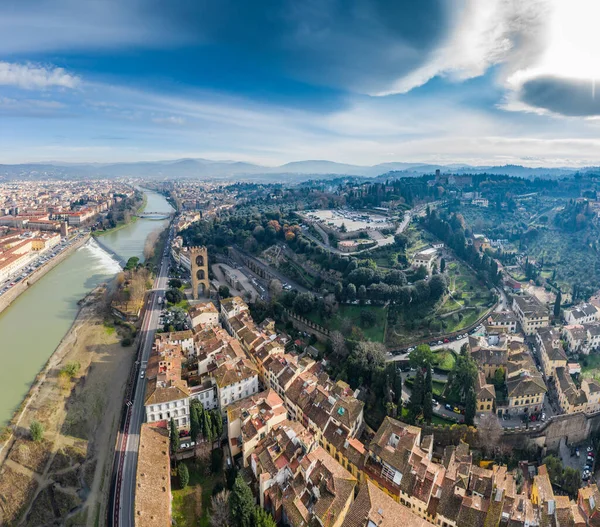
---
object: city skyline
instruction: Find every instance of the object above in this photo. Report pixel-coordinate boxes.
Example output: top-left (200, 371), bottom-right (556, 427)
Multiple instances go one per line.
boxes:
top-left (3, 0), bottom-right (600, 168)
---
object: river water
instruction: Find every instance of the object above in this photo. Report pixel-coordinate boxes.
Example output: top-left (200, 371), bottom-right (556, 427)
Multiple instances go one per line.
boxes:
top-left (0, 190), bottom-right (173, 425)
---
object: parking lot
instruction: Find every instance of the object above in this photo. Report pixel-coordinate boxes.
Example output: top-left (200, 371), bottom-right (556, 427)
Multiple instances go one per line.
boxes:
top-left (559, 437), bottom-right (596, 484)
top-left (0, 233), bottom-right (85, 297)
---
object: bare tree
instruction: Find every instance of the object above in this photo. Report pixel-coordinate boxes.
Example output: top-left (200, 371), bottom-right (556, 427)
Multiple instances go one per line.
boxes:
top-left (330, 331), bottom-right (348, 359)
top-left (269, 279), bottom-right (283, 298)
top-left (209, 490), bottom-right (231, 527)
top-left (477, 414), bottom-right (503, 456)
top-left (143, 229), bottom-right (160, 261)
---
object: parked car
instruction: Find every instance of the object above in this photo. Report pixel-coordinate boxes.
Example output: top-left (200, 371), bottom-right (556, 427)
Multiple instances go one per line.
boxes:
top-left (453, 407), bottom-right (460, 414)
top-left (445, 404), bottom-right (453, 411)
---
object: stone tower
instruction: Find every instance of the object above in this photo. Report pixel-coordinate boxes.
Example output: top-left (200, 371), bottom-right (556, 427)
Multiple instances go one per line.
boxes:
top-left (190, 246), bottom-right (209, 300)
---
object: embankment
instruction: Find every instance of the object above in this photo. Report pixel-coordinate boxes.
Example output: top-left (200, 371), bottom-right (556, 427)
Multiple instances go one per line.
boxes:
top-left (0, 233), bottom-right (91, 316)
top-left (92, 234), bottom-right (126, 267)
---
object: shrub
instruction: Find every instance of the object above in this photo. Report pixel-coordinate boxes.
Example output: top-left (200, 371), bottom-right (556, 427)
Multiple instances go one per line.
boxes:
top-left (30, 420), bottom-right (44, 442)
top-left (178, 463), bottom-right (189, 489)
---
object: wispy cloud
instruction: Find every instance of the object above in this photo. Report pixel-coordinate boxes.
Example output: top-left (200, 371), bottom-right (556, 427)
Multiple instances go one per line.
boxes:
top-left (152, 115), bottom-right (186, 125)
top-left (0, 62), bottom-right (80, 90)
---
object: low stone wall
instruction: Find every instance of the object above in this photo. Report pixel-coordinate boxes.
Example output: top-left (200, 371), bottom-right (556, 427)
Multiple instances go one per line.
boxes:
top-left (0, 233), bottom-right (90, 315)
top-left (284, 309), bottom-right (331, 343)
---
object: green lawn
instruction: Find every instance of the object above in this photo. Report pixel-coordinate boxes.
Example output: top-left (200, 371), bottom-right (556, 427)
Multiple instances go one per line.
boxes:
top-left (431, 414), bottom-right (455, 426)
top-left (171, 461), bottom-right (223, 527)
top-left (432, 380), bottom-right (446, 397)
top-left (305, 304), bottom-right (387, 342)
top-left (581, 354), bottom-right (600, 377)
top-left (433, 350), bottom-right (455, 372)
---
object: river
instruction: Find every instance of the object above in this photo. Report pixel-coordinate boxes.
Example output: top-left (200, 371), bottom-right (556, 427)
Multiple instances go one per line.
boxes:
top-left (0, 190), bottom-right (174, 425)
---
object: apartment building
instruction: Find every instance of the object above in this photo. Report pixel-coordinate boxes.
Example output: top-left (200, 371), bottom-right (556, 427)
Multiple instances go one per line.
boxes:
top-left (226, 389), bottom-right (287, 465)
top-left (536, 327), bottom-right (567, 378)
top-left (412, 248), bottom-right (437, 274)
top-left (475, 371), bottom-right (495, 413)
top-left (512, 294), bottom-right (550, 335)
top-left (564, 302), bottom-right (600, 325)
top-left (484, 311), bottom-right (518, 333)
top-left (189, 301), bottom-right (219, 329)
top-left (504, 351), bottom-right (547, 416)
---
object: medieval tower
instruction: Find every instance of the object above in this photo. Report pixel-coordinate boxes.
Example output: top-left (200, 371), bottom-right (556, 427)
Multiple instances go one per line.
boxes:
top-left (190, 246), bottom-right (210, 300)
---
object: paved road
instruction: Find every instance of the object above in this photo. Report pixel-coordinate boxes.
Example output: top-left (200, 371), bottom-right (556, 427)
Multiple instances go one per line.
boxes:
top-left (110, 226), bottom-right (173, 527)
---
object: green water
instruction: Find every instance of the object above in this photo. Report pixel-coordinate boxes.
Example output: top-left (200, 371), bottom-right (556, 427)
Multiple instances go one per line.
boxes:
top-left (99, 190), bottom-right (173, 262)
top-left (0, 190), bottom-right (173, 425)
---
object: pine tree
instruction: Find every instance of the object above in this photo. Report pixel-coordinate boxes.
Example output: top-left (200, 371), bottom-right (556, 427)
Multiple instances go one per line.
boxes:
top-left (554, 290), bottom-right (562, 318)
top-left (423, 367), bottom-right (433, 424)
top-left (408, 369), bottom-right (424, 422)
top-left (202, 410), bottom-right (214, 444)
top-left (229, 475), bottom-right (255, 527)
top-left (169, 418), bottom-right (180, 456)
top-left (465, 387), bottom-right (477, 426)
top-left (190, 399), bottom-right (203, 442)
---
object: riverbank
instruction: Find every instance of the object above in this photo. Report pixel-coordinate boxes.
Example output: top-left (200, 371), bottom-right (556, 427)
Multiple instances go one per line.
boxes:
top-left (0, 233), bottom-right (90, 316)
top-left (93, 192), bottom-right (147, 237)
top-left (0, 284), bottom-right (136, 526)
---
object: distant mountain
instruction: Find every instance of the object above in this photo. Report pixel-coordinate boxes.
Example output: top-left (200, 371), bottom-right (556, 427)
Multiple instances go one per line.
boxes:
top-left (0, 158), bottom-right (590, 181)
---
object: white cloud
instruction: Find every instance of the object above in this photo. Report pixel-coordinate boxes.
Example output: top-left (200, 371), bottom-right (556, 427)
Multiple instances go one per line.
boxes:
top-left (152, 116), bottom-right (186, 126)
top-left (375, 0), bottom-right (550, 96)
top-left (0, 62), bottom-right (80, 90)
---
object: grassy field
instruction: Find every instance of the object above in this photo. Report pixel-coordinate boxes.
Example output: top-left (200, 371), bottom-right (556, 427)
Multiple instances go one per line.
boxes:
top-left (387, 259), bottom-right (493, 347)
top-left (580, 354), bottom-right (600, 382)
top-left (171, 461), bottom-right (223, 527)
top-left (305, 304), bottom-right (387, 342)
top-left (433, 349), bottom-right (456, 372)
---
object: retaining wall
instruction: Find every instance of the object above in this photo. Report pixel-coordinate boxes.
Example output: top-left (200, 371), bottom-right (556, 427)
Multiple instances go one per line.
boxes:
top-left (0, 233), bottom-right (90, 315)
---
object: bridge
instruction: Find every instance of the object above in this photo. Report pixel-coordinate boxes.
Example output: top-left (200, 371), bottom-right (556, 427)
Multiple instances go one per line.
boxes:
top-left (136, 211), bottom-right (173, 219)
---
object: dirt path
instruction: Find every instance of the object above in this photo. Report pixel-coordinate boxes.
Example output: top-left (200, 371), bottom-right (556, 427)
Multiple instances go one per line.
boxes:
top-left (0, 285), bottom-right (136, 526)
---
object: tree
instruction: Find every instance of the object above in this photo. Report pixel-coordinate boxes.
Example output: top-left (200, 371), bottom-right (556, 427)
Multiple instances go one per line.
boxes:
top-left (253, 507), bottom-right (277, 527)
top-left (211, 409), bottom-right (224, 438)
top-left (218, 285), bottom-right (230, 298)
top-left (125, 256), bottom-right (140, 270)
top-left (211, 448), bottom-right (224, 473)
top-left (334, 282), bottom-right (343, 301)
top-left (269, 279), bottom-right (283, 298)
top-left (346, 283), bottom-right (357, 301)
top-left (465, 387), bottom-right (476, 426)
top-left (225, 466), bottom-right (238, 490)
top-left (330, 331), bottom-right (348, 359)
top-left (493, 367), bottom-right (505, 389)
top-left (554, 290), bottom-right (562, 318)
top-left (202, 410), bottom-right (214, 444)
top-left (409, 345), bottom-right (434, 369)
top-left (210, 490), bottom-right (231, 527)
top-left (178, 462), bottom-right (190, 489)
top-left (360, 309), bottom-right (376, 327)
top-left (394, 233), bottom-right (408, 248)
top-left (30, 420), bottom-right (44, 442)
top-left (169, 278), bottom-right (182, 289)
top-left (169, 418), bottom-right (180, 456)
top-left (293, 292), bottom-right (315, 315)
top-left (166, 288), bottom-right (184, 304)
top-left (229, 475), bottom-right (255, 527)
top-left (190, 399), bottom-right (204, 442)
top-left (423, 367), bottom-right (433, 423)
top-left (447, 346), bottom-right (477, 402)
top-left (440, 258), bottom-right (446, 273)
top-left (393, 367), bottom-right (403, 407)
top-left (408, 369), bottom-right (424, 422)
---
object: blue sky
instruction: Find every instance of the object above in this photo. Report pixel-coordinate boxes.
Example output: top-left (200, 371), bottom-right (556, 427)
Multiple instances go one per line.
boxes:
top-left (2, 0), bottom-right (600, 167)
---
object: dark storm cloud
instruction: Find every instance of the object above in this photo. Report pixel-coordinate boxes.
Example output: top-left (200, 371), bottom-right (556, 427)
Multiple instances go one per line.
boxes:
top-left (521, 75), bottom-right (600, 116)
